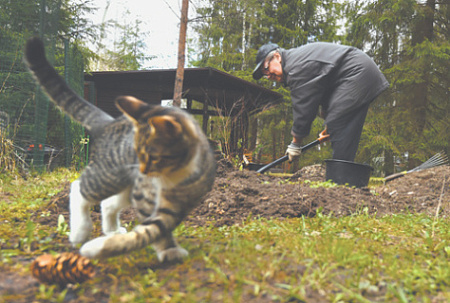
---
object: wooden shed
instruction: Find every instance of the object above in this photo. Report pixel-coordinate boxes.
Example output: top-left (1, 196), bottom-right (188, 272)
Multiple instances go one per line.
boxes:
top-left (84, 67), bottom-right (283, 154)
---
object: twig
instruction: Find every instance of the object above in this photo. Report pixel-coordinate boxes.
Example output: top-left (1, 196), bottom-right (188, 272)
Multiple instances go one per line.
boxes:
top-left (0, 38), bottom-right (23, 95)
top-left (432, 174), bottom-right (447, 237)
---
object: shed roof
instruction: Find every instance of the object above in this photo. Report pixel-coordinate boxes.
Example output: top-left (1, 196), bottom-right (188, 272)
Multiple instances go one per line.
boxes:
top-left (84, 67), bottom-right (283, 118)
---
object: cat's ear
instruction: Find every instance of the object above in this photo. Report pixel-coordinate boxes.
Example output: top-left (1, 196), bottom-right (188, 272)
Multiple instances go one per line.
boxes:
top-left (149, 116), bottom-right (182, 138)
top-left (115, 96), bottom-right (149, 123)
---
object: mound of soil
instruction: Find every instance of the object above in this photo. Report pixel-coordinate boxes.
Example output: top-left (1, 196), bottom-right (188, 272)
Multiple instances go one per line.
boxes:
top-left (186, 160), bottom-right (449, 227)
top-left (43, 160), bottom-right (449, 228)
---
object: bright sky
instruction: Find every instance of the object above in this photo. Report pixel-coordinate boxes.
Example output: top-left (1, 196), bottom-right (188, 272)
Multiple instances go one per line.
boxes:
top-left (86, 0), bottom-right (199, 69)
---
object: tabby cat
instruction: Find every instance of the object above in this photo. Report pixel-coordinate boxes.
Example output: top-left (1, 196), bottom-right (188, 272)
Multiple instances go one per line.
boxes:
top-left (24, 37), bottom-right (216, 262)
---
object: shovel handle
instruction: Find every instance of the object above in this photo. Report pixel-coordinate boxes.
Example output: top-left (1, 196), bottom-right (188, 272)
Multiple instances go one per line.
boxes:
top-left (256, 130), bottom-right (330, 174)
top-left (318, 128), bottom-right (330, 143)
top-left (256, 155), bottom-right (289, 174)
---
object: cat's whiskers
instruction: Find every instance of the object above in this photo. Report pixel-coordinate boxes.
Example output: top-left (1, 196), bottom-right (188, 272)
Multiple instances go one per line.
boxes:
top-left (159, 175), bottom-right (177, 189)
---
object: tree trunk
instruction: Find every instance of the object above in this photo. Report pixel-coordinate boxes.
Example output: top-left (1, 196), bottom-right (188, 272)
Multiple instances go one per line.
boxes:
top-left (384, 149), bottom-right (394, 176)
top-left (241, 2), bottom-right (247, 69)
top-left (249, 116), bottom-right (257, 151)
top-left (408, 0), bottom-right (435, 169)
top-left (271, 126), bottom-right (277, 161)
top-left (410, 0), bottom-right (435, 134)
top-left (173, 0), bottom-right (189, 107)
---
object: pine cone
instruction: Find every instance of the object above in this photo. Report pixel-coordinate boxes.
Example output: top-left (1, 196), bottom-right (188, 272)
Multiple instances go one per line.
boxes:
top-left (30, 252), bottom-right (95, 286)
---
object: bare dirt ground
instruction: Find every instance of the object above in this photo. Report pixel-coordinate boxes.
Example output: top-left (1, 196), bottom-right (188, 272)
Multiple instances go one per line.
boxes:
top-left (38, 161), bottom-right (450, 228)
top-left (1, 161), bottom-right (448, 302)
top-left (186, 160), bottom-right (449, 226)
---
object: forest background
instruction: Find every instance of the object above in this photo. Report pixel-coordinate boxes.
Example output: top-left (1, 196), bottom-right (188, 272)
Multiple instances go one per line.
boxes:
top-left (0, 0), bottom-right (448, 177)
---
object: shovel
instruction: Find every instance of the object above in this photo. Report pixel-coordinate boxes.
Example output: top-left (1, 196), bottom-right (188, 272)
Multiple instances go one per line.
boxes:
top-left (257, 129), bottom-right (330, 173)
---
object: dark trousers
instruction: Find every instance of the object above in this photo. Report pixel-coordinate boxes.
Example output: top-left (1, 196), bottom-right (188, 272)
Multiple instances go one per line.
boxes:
top-left (328, 103), bottom-right (370, 162)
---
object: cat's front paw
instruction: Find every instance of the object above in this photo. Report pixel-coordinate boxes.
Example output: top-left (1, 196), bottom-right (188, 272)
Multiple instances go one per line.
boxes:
top-left (69, 222), bottom-right (93, 246)
top-left (79, 236), bottom-right (109, 259)
top-left (157, 247), bottom-right (189, 263)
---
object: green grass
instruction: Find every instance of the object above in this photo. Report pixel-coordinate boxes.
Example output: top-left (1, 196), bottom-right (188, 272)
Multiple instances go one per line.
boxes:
top-left (0, 169), bottom-right (448, 302)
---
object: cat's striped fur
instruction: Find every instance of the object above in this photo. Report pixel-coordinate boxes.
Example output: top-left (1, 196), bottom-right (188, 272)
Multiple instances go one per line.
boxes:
top-left (24, 37), bottom-right (216, 261)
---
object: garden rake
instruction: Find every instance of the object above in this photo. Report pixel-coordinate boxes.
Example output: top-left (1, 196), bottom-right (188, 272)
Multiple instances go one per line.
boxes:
top-left (384, 151), bottom-right (448, 182)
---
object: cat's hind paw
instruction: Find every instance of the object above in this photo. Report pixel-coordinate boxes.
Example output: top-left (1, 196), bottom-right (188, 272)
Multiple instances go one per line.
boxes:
top-left (157, 247), bottom-right (189, 263)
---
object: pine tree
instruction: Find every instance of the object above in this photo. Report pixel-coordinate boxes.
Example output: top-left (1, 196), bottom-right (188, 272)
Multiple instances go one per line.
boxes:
top-left (345, 0), bottom-right (448, 173)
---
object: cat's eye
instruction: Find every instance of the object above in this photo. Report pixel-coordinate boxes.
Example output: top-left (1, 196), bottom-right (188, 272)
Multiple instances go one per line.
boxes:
top-left (150, 155), bottom-right (178, 161)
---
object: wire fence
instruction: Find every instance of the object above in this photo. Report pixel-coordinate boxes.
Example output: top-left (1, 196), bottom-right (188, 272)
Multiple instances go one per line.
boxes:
top-left (0, 0), bottom-right (87, 172)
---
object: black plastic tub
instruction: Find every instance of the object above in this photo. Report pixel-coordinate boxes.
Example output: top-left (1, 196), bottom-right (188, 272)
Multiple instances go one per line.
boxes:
top-left (325, 159), bottom-right (373, 188)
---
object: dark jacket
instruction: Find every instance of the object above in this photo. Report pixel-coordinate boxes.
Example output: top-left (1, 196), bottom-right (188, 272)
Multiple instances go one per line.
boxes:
top-left (281, 42), bottom-right (389, 138)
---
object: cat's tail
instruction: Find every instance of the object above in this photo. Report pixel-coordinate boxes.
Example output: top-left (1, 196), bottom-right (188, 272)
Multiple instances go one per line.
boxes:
top-left (24, 37), bottom-right (114, 132)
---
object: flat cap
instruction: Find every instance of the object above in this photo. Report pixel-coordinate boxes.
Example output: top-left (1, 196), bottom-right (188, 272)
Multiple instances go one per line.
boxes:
top-left (252, 43), bottom-right (279, 80)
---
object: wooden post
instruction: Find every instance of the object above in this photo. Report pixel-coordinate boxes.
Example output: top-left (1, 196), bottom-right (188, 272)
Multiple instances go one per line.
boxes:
top-left (202, 98), bottom-right (209, 135)
top-left (186, 97), bottom-right (192, 111)
top-left (173, 0), bottom-right (189, 107)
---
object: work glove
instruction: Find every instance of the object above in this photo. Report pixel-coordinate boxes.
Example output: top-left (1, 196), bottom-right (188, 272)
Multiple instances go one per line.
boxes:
top-left (285, 142), bottom-right (302, 162)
